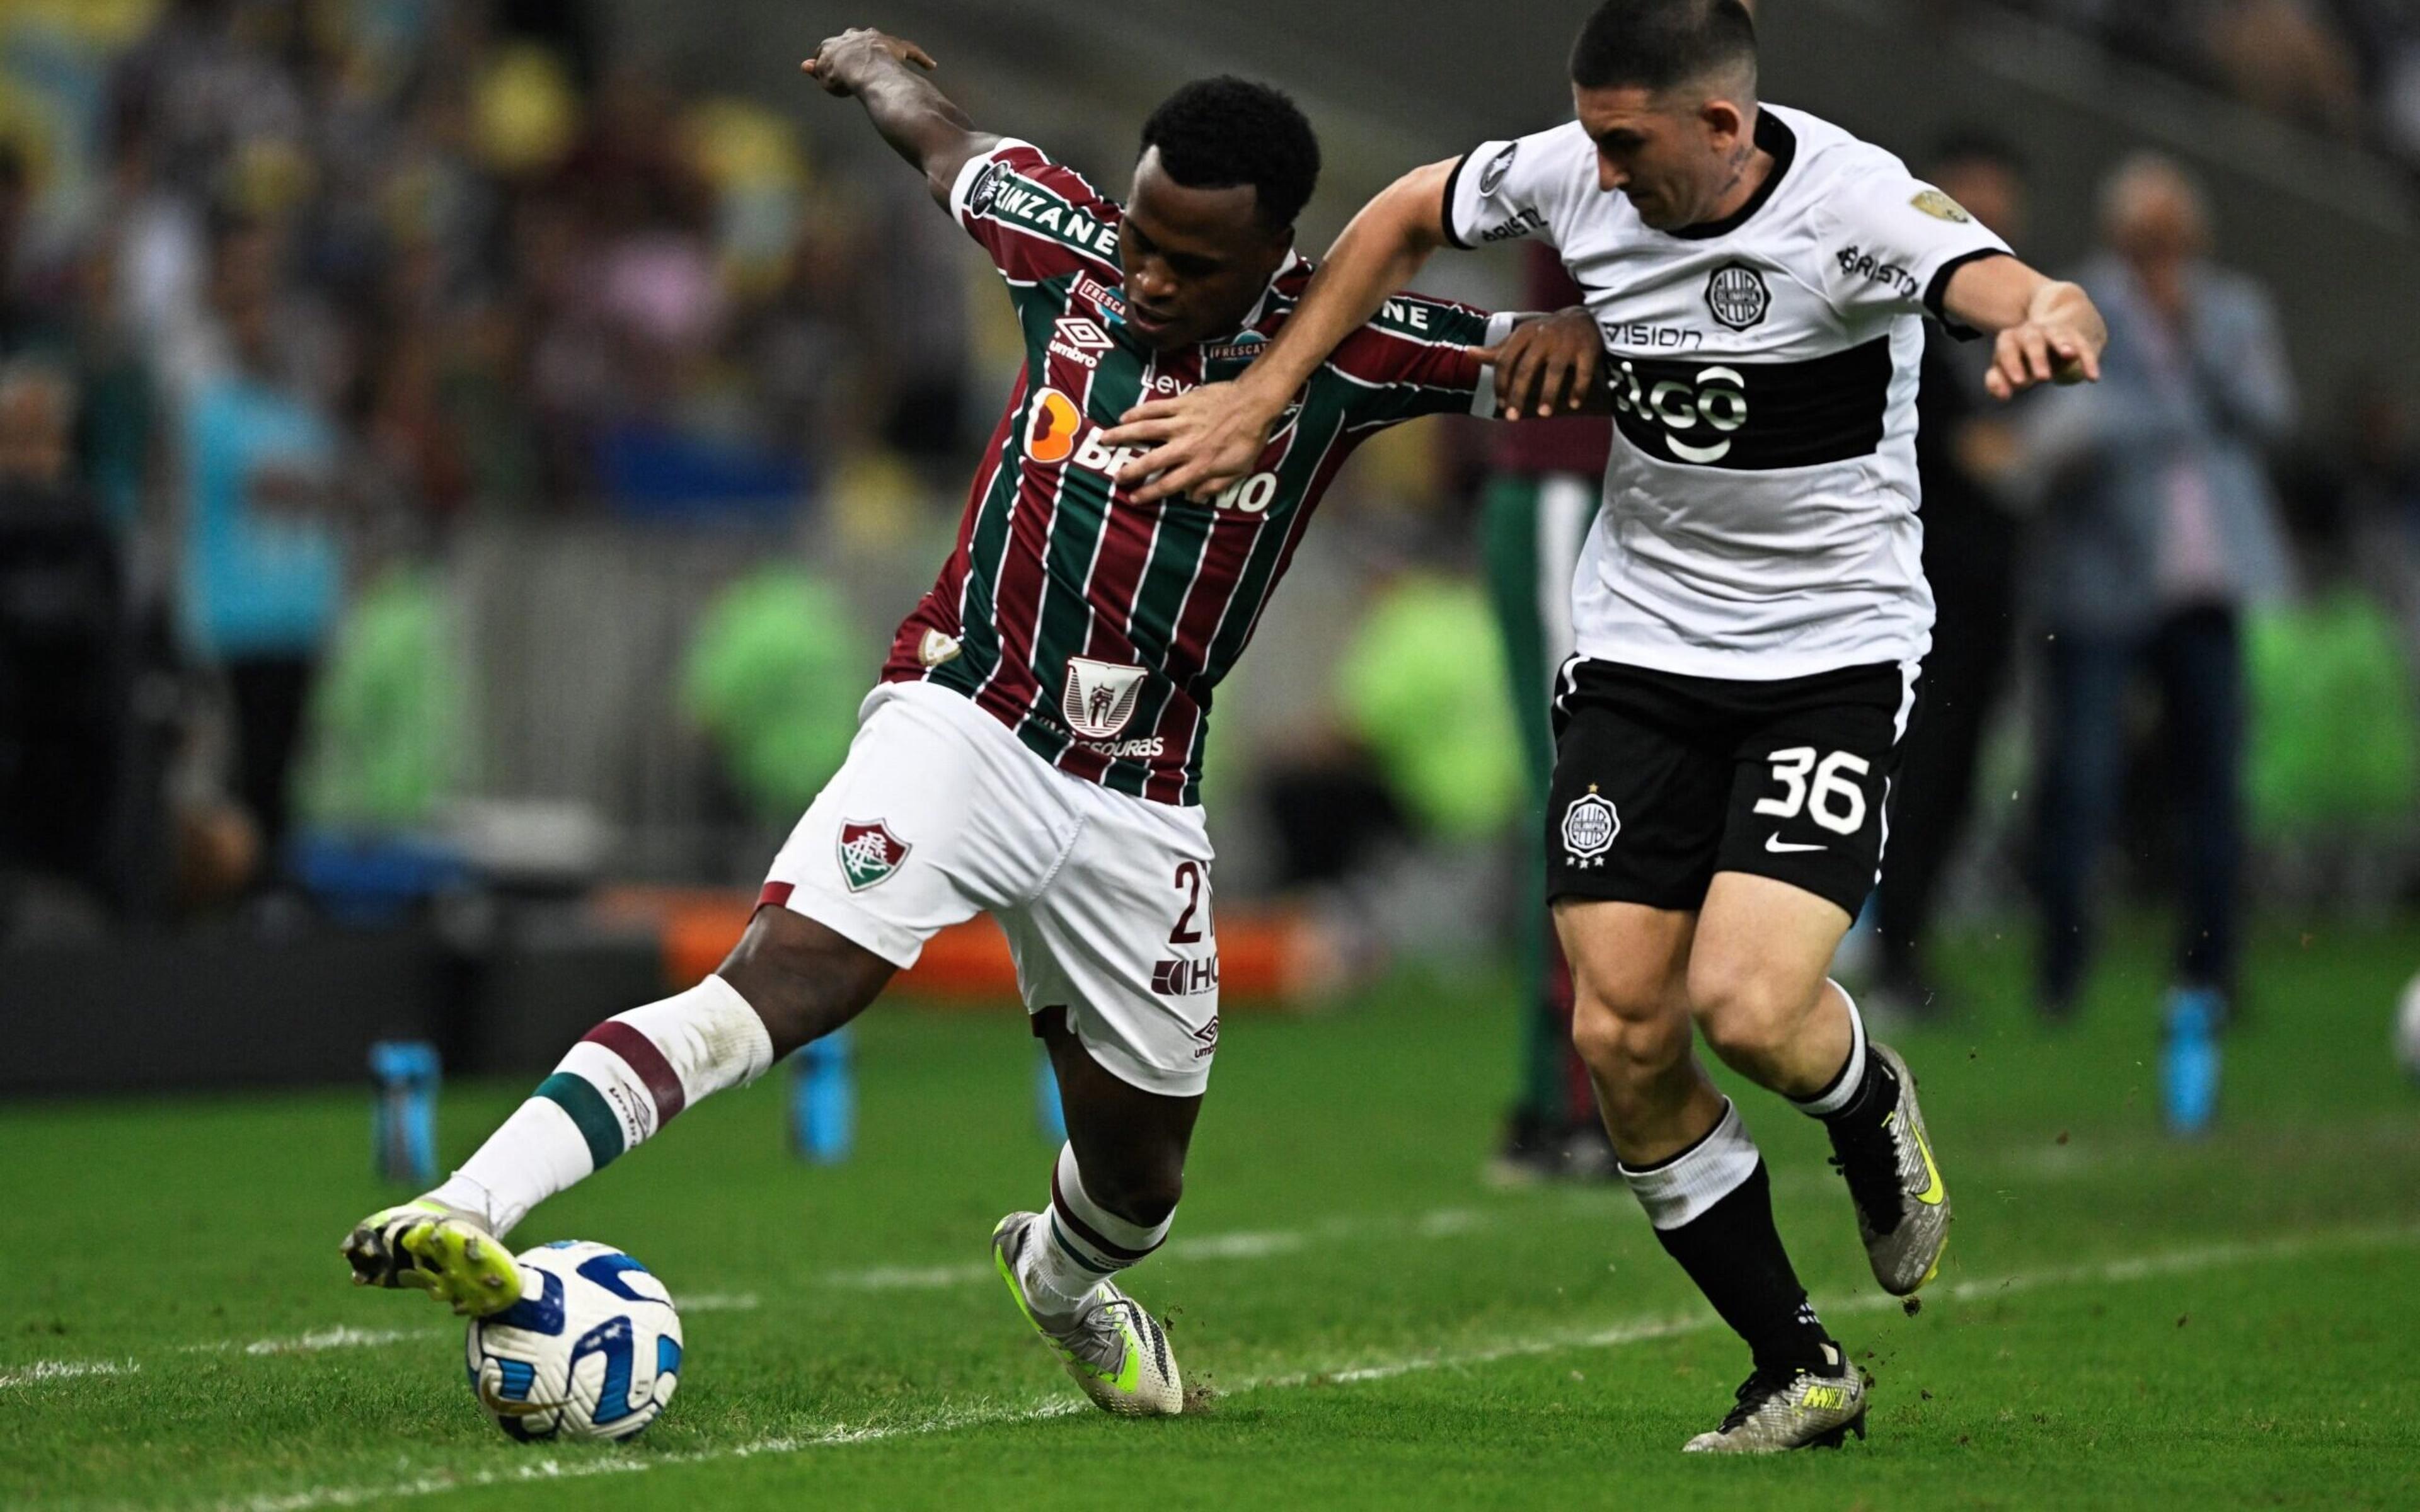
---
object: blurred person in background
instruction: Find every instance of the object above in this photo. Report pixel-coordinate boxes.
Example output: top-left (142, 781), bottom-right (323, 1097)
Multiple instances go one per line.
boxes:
top-left (1478, 243), bottom-right (1613, 1179)
top-left (1866, 133), bottom-right (2036, 1022)
top-left (176, 212), bottom-right (345, 879)
top-left (2025, 152), bottom-right (2295, 1033)
top-left (0, 362), bottom-right (134, 929)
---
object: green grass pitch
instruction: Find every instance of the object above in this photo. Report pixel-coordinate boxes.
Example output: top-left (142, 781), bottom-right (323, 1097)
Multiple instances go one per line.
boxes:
top-left (6, 920), bottom-right (2419, 1510)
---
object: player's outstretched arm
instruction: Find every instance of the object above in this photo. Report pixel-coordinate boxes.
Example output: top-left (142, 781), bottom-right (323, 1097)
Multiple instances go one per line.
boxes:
top-left (1941, 255), bottom-right (2109, 401)
top-left (1475, 307), bottom-right (1614, 419)
top-left (1103, 158), bottom-right (1463, 503)
top-left (803, 28), bottom-right (998, 207)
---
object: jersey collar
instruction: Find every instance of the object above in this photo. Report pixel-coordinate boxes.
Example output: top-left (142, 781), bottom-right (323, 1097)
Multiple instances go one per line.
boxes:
top-left (1667, 108), bottom-right (1797, 241)
top-left (1209, 248), bottom-right (1308, 346)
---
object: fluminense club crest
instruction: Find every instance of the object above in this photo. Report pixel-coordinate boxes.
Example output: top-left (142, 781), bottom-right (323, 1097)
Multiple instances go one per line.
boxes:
top-left (836, 820), bottom-right (911, 891)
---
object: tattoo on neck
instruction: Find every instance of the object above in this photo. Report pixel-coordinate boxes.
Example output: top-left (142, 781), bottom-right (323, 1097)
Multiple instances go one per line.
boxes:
top-left (1717, 143), bottom-right (1754, 198)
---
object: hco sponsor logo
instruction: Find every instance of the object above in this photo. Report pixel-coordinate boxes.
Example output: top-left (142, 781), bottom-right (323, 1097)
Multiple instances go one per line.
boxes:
top-left (1152, 957), bottom-right (1219, 1000)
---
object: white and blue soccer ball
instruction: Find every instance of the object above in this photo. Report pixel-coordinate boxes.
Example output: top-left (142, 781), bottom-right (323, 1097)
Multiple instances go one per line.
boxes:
top-left (2397, 971), bottom-right (2420, 1085)
top-left (465, 1240), bottom-right (683, 1442)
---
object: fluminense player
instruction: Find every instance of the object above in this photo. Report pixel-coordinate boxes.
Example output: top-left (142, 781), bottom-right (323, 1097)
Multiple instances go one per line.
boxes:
top-left (340, 27), bottom-right (1603, 1418)
top-left (1101, 0), bottom-right (2107, 1450)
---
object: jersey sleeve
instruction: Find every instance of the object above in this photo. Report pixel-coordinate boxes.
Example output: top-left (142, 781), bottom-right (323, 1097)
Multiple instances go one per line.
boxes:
top-left (1327, 297), bottom-right (1518, 428)
top-left (1811, 150), bottom-right (2014, 336)
top-left (947, 138), bottom-right (1124, 284)
top-left (1439, 123), bottom-right (1591, 251)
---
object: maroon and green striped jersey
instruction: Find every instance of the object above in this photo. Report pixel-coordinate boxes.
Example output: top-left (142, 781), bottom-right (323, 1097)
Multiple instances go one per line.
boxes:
top-left (882, 138), bottom-right (1509, 806)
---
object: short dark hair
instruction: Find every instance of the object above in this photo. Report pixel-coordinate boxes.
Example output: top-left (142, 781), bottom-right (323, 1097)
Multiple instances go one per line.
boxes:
top-left (1138, 76), bottom-right (1320, 232)
top-left (1568, 0), bottom-right (1758, 94)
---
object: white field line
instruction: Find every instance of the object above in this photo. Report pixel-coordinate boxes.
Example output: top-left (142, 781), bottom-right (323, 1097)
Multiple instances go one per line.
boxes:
top-left (195, 1221), bottom-right (2420, 1512)
top-left (0, 1358), bottom-right (138, 1390)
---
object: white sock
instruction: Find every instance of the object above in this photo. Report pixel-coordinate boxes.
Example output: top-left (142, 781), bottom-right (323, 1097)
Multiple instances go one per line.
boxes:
top-left (427, 975), bottom-right (774, 1236)
top-left (1791, 980), bottom-right (1869, 1119)
top-left (1021, 1143), bottom-right (1172, 1317)
top-left (1618, 1099), bottom-right (1761, 1230)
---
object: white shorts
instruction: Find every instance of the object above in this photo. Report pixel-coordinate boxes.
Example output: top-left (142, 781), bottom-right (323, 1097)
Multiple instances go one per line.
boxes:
top-left (761, 682), bottom-right (1220, 1096)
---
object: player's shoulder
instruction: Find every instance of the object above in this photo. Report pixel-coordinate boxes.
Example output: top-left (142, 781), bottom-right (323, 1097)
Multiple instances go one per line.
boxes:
top-left (1766, 105), bottom-right (1923, 214)
top-left (962, 138), bottom-right (1123, 219)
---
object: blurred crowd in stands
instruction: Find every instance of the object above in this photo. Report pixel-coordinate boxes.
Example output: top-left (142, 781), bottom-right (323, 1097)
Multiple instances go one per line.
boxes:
top-left (3, 0), bottom-right (2420, 1029)
top-left (1961, 0), bottom-right (2420, 171)
top-left (0, 0), bottom-right (973, 927)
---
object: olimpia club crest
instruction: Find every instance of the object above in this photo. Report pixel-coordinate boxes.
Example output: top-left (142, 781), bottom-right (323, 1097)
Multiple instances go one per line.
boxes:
top-left (836, 820), bottom-right (910, 891)
top-left (1704, 261), bottom-right (1771, 331)
top-left (1560, 790), bottom-right (1620, 866)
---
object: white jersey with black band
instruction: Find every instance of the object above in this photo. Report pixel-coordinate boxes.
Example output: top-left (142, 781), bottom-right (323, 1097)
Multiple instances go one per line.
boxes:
top-left (1443, 104), bottom-right (2012, 680)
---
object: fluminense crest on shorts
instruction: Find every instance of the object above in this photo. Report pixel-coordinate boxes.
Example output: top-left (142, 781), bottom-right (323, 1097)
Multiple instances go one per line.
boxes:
top-left (836, 820), bottom-right (911, 891)
top-left (1561, 790), bottom-right (1620, 864)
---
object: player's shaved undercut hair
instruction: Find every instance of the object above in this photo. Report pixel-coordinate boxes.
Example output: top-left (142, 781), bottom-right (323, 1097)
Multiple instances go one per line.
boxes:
top-left (1568, 0), bottom-right (1759, 97)
top-left (1138, 76), bottom-right (1320, 232)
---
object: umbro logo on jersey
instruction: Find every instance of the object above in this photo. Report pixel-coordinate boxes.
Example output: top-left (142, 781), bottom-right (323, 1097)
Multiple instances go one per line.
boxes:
top-left (1050, 316), bottom-right (1114, 369)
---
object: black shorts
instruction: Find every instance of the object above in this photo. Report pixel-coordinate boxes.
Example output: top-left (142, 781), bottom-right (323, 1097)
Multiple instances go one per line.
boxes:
top-left (1545, 657), bottom-right (1920, 918)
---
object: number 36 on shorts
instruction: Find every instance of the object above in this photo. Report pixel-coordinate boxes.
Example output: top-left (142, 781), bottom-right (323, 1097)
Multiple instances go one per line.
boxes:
top-left (1753, 747), bottom-right (1872, 835)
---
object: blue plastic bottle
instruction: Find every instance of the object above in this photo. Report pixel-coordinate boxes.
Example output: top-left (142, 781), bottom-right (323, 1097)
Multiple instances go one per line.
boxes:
top-left (790, 1029), bottom-right (855, 1164)
top-left (369, 1040), bottom-right (441, 1184)
top-left (1036, 1046), bottom-right (1067, 1143)
top-left (2160, 987), bottom-right (2222, 1136)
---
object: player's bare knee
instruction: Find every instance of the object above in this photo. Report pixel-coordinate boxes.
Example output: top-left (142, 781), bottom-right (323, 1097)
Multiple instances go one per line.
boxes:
top-left (1690, 970), bottom-right (1802, 1077)
top-left (1570, 988), bottom-right (1688, 1079)
top-left (716, 908), bottom-right (890, 1055)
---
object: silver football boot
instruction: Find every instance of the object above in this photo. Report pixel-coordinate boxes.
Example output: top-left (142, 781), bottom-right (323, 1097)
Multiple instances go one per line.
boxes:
top-left (1683, 1343), bottom-right (1869, 1453)
top-left (990, 1212), bottom-right (1184, 1416)
top-left (1828, 1043), bottom-right (1951, 1295)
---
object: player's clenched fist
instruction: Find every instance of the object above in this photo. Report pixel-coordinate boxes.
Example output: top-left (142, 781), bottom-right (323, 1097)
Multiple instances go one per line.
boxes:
top-left (802, 28), bottom-right (936, 95)
top-left (1475, 306), bottom-right (1606, 421)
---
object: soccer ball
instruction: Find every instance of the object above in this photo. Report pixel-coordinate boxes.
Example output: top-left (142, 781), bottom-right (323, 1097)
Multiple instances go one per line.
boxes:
top-left (2398, 972), bottom-right (2420, 1084)
top-left (465, 1240), bottom-right (683, 1441)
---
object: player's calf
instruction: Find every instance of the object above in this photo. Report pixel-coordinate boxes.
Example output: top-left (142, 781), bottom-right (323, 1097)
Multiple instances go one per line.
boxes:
top-left (991, 1143), bottom-right (1184, 1416)
top-left (1790, 985), bottom-right (1951, 1295)
top-left (338, 975), bottom-right (779, 1299)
